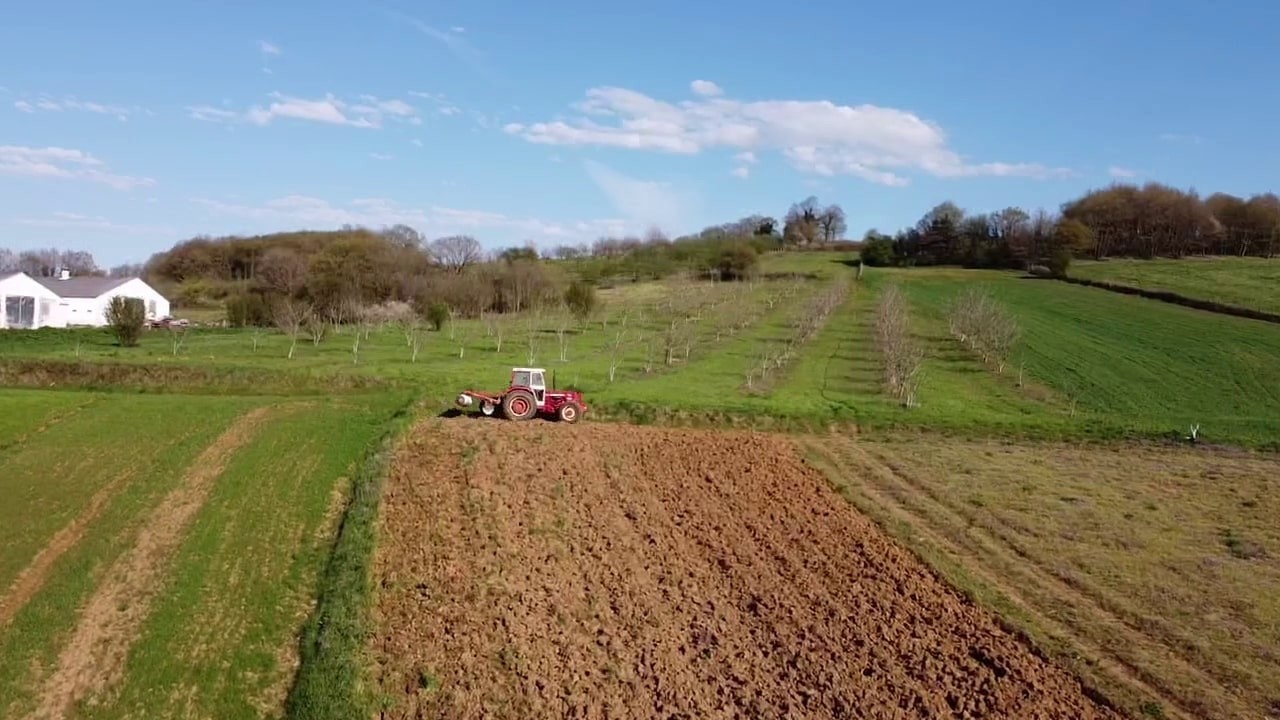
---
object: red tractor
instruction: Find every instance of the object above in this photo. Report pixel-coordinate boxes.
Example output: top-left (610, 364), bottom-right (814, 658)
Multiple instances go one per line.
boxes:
top-left (455, 367), bottom-right (587, 423)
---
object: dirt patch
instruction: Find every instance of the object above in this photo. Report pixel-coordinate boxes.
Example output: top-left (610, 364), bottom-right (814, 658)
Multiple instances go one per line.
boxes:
top-left (27, 406), bottom-right (274, 720)
top-left (0, 467), bottom-right (131, 628)
top-left (373, 419), bottom-right (1120, 719)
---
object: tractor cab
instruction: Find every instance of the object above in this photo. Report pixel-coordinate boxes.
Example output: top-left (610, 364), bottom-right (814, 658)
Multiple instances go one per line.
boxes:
top-left (511, 367), bottom-right (547, 404)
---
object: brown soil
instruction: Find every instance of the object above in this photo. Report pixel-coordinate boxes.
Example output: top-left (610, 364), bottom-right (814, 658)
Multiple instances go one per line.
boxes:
top-left (373, 419), bottom-right (1122, 720)
top-left (27, 406), bottom-right (273, 720)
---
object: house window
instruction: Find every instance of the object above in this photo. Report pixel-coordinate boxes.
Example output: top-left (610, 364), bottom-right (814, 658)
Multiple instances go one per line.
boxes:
top-left (4, 296), bottom-right (35, 329)
top-left (148, 299), bottom-right (157, 317)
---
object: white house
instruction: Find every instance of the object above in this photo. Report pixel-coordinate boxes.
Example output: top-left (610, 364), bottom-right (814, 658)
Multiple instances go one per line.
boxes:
top-left (0, 271), bottom-right (63, 329)
top-left (0, 271), bottom-right (170, 329)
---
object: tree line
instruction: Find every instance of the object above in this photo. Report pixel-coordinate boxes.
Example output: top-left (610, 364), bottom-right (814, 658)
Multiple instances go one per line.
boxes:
top-left (0, 247), bottom-right (143, 279)
top-left (130, 194), bottom-right (853, 326)
top-left (860, 182), bottom-right (1280, 273)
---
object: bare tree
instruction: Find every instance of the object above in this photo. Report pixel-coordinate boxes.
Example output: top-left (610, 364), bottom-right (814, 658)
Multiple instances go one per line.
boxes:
top-left (554, 305), bottom-right (572, 362)
top-left (429, 235), bottom-right (483, 274)
top-left (524, 310), bottom-right (541, 365)
top-left (307, 312), bottom-right (328, 347)
top-left (258, 247), bottom-right (309, 297)
top-left (272, 299), bottom-right (309, 359)
top-left (350, 305), bottom-right (372, 365)
top-left (607, 309), bottom-right (630, 382)
top-left (0, 247), bottom-right (15, 272)
top-left (403, 314), bottom-right (425, 362)
top-left (876, 285), bottom-right (923, 407)
top-left (947, 286), bottom-right (1019, 373)
top-left (168, 323), bottom-right (189, 357)
top-left (480, 309), bottom-right (505, 352)
top-left (818, 204), bottom-right (848, 243)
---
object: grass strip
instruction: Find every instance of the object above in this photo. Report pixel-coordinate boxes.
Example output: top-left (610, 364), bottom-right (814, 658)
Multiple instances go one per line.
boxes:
top-left (284, 393), bottom-right (418, 720)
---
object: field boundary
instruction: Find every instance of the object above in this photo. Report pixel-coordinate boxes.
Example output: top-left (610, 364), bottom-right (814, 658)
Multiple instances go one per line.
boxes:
top-left (1057, 275), bottom-right (1280, 324)
top-left (283, 395), bottom-right (418, 720)
top-left (0, 358), bottom-right (394, 396)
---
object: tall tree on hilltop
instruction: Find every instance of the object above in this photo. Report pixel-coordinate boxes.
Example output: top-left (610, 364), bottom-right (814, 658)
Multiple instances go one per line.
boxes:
top-left (429, 235), bottom-right (483, 273)
top-left (818, 204), bottom-right (848, 243)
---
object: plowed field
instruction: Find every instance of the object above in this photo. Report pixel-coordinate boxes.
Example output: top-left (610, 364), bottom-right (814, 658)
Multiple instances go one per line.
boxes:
top-left (373, 419), bottom-right (1120, 719)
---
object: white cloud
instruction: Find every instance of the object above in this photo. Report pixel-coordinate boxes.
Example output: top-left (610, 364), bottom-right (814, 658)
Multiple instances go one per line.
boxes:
top-left (402, 15), bottom-right (487, 74)
top-left (17, 211), bottom-right (169, 234)
top-left (369, 152), bottom-right (394, 161)
top-left (259, 40), bottom-right (282, 56)
top-left (583, 159), bottom-right (694, 230)
top-left (408, 90), bottom-right (462, 117)
top-left (450, 26), bottom-right (466, 33)
top-left (690, 80), bottom-right (724, 97)
top-left (11, 94), bottom-right (143, 121)
top-left (731, 166), bottom-right (750, 179)
top-left (734, 150), bottom-right (758, 164)
top-left (187, 92), bottom-right (420, 128)
top-left (1108, 165), bottom-right (1139, 179)
top-left (193, 195), bottom-right (630, 242)
top-left (0, 145), bottom-right (154, 190)
top-left (505, 84), bottom-right (1070, 186)
top-left (411, 138), bottom-right (424, 147)
top-left (187, 105), bottom-right (240, 123)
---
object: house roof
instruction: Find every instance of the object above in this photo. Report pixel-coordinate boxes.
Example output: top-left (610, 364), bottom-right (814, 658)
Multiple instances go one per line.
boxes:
top-left (34, 275), bottom-right (133, 299)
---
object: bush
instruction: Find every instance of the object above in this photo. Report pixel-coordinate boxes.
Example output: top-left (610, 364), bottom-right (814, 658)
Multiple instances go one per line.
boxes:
top-left (860, 235), bottom-right (896, 267)
top-left (225, 292), bottom-right (270, 327)
top-left (1047, 247), bottom-right (1072, 278)
top-left (104, 296), bottom-right (146, 347)
top-left (425, 302), bottom-right (450, 331)
top-left (564, 280), bottom-right (598, 323)
top-left (716, 243), bottom-right (759, 281)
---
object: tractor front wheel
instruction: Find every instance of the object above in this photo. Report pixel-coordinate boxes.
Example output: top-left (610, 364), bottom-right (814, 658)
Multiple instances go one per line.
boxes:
top-left (480, 400), bottom-right (496, 417)
top-left (502, 390), bottom-right (537, 421)
top-left (557, 401), bottom-right (582, 424)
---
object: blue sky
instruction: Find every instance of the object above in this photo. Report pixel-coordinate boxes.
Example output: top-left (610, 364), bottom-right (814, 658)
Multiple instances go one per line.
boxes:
top-left (2, 0), bottom-right (1277, 266)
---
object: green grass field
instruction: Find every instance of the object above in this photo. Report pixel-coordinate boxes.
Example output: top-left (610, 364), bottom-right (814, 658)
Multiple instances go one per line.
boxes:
top-left (875, 267), bottom-right (1280, 445)
top-left (0, 389), bottom-right (408, 719)
top-left (1071, 256), bottom-right (1280, 314)
top-left (2, 249), bottom-right (1278, 718)
top-left (3, 252), bottom-right (1279, 446)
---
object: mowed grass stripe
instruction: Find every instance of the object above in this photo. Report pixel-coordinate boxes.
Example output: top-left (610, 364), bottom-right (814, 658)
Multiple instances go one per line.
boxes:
top-left (0, 396), bottom-right (257, 718)
top-left (88, 397), bottom-right (399, 720)
top-left (0, 394), bottom-right (260, 601)
top-left (28, 404), bottom-right (276, 720)
top-left (888, 269), bottom-right (1280, 443)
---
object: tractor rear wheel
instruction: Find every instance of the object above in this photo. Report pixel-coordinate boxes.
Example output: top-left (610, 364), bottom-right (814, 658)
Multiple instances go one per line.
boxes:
top-left (502, 390), bottom-right (537, 421)
top-left (557, 401), bottom-right (582, 424)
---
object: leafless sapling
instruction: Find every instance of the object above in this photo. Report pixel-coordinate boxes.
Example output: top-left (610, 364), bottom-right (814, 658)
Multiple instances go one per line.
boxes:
top-left (272, 299), bottom-right (309, 360)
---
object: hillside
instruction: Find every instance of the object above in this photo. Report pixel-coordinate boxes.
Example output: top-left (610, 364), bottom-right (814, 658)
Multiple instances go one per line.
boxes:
top-left (1071, 257), bottom-right (1280, 315)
